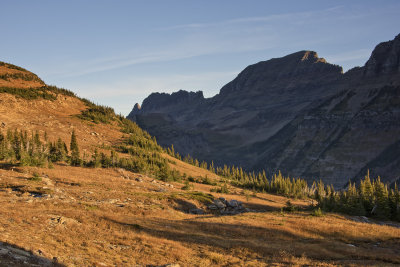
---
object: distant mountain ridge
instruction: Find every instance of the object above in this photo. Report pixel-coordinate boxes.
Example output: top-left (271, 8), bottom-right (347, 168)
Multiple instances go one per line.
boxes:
top-left (128, 34), bottom-right (400, 188)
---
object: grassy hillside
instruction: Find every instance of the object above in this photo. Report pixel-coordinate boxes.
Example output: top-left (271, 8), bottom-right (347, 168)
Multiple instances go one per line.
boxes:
top-left (1, 164), bottom-right (400, 266)
top-left (1, 62), bottom-right (400, 266)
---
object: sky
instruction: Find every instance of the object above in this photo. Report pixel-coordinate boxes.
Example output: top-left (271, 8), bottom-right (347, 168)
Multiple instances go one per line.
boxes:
top-left (1, 1), bottom-right (400, 115)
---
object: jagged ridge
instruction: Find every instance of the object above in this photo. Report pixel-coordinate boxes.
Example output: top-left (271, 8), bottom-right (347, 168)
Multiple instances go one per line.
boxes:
top-left (129, 34), bottom-right (400, 188)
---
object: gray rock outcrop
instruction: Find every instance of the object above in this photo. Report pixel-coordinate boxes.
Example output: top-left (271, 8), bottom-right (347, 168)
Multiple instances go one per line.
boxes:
top-left (208, 198), bottom-right (248, 215)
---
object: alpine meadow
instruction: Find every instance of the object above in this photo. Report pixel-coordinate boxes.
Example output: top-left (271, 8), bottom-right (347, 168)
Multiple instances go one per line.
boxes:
top-left (1, 1), bottom-right (400, 266)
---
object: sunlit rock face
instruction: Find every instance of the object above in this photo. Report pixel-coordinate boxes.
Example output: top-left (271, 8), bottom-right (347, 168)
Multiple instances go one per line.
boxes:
top-left (128, 34), bottom-right (400, 188)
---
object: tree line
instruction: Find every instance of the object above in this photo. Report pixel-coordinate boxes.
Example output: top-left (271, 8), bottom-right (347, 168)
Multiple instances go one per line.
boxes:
top-left (0, 127), bottom-right (181, 182)
top-left (315, 171), bottom-right (400, 221)
top-left (166, 145), bottom-right (400, 221)
top-left (166, 145), bottom-right (311, 199)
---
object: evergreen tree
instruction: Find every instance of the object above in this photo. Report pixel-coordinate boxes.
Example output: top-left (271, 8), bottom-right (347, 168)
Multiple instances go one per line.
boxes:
top-left (69, 130), bottom-right (81, 166)
top-left (374, 177), bottom-right (390, 219)
top-left (91, 149), bottom-right (102, 168)
top-left (360, 170), bottom-right (374, 214)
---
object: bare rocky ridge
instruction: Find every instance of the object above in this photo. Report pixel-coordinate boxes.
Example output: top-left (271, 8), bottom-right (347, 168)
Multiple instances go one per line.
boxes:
top-left (128, 34), bottom-right (400, 188)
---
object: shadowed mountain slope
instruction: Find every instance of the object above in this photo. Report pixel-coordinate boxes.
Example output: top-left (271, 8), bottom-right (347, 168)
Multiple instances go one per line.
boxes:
top-left (129, 34), bottom-right (400, 188)
top-left (1, 51), bottom-right (400, 267)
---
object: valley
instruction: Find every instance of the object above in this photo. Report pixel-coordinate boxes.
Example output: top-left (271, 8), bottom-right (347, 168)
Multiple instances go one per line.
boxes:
top-left (1, 34), bottom-right (400, 266)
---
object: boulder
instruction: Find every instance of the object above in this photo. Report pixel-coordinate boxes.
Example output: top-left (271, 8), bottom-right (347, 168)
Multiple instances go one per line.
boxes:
top-left (213, 199), bottom-right (226, 209)
top-left (227, 200), bottom-right (239, 207)
top-left (208, 204), bottom-right (218, 210)
top-left (208, 198), bottom-right (248, 215)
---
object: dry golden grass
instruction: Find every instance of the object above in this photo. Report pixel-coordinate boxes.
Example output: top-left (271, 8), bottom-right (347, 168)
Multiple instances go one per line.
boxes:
top-left (0, 93), bottom-right (125, 154)
top-left (1, 164), bottom-right (399, 267)
top-left (164, 153), bottom-right (220, 180)
top-left (0, 65), bottom-right (44, 88)
top-left (1, 92), bottom-right (400, 266)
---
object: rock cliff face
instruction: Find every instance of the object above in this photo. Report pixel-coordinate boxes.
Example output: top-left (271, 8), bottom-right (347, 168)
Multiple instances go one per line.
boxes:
top-left (128, 34), bottom-right (400, 188)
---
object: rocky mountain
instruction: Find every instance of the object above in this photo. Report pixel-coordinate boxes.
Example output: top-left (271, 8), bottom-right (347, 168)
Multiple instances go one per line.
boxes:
top-left (128, 34), bottom-right (400, 188)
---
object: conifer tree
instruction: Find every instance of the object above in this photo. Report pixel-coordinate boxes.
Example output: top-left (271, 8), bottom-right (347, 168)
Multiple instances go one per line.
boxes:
top-left (92, 148), bottom-right (101, 168)
top-left (360, 170), bottom-right (374, 214)
top-left (70, 130), bottom-right (81, 166)
top-left (374, 177), bottom-right (390, 219)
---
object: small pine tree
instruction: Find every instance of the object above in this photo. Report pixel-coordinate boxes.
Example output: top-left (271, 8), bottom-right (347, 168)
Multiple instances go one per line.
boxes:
top-left (70, 130), bottom-right (81, 166)
top-left (92, 149), bottom-right (102, 168)
top-left (374, 177), bottom-right (390, 219)
top-left (360, 170), bottom-right (374, 214)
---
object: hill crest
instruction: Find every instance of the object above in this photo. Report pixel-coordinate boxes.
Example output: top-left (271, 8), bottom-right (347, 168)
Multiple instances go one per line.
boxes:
top-left (0, 61), bottom-right (45, 89)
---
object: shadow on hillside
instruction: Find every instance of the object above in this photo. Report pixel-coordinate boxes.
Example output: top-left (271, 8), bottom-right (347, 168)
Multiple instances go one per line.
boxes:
top-left (171, 197), bottom-right (289, 213)
top-left (0, 241), bottom-right (65, 267)
top-left (0, 162), bottom-right (18, 170)
top-left (170, 198), bottom-right (198, 213)
top-left (103, 215), bottom-right (400, 265)
top-left (104, 216), bottom-right (322, 258)
top-left (244, 201), bottom-right (283, 212)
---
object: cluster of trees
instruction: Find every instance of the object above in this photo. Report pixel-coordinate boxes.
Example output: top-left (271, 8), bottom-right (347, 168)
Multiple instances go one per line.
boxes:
top-left (1, 82), bottom-right (178, 181)
top-left (166, 146), bottom-right (311, 198)
top-left (229, 171), bottom-right (312, 199)
top-left (3, 83), bottom-right (399, 221)
top-left (0, 128), bottom-right (85, 168)
top-left (316, 171), bottom-right (400, 221)
top-left (166, 145), bottom-right (211, 171)
top-left (0, 129), bottom-right (49, 167)
top-left (117, 135), bottom-right (180, 182)
top-left (73, 94), bottom-right (182, 182)
top-left (77, 105), bottom-right (117, 124)
top-left (166, 145), bottom-right (400, 221)
top-left (0, 126), bottom-right (181, 183)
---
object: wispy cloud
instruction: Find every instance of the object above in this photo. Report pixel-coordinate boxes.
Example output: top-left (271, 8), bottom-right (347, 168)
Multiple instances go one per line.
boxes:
top-left (47, 34), bottom-right (277, 79)
top-left (159, 6), bottom-right (345, 31)
top-left (47, 6), bottom-right (351, 79)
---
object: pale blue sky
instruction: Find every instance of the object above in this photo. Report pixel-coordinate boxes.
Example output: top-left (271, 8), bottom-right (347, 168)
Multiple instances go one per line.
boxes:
top-left (1, 1), bottom-right (400, 114)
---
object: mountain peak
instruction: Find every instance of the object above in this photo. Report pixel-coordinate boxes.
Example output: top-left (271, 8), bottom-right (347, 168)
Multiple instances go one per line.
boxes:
top-left (300, 51), bottom-right (327, 63)
top-left (218, 50), bottom-right (342, 96)
top-left (364, 34), bottom-right (400, 76)
top-left (133, 103), bottom-right (141, 111)
top-left (127, 90), bottom-right (205, 118)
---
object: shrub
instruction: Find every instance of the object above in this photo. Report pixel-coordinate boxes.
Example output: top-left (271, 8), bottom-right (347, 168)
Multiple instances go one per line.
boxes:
top-left (211, 184), bottom-right (229, 194)
top-left (283, 200), bottom-right (297, 212)
top-left (181, 180), bottom-right (193, 191)
top-left (312, 207), bottom-right (324, 217)
top-left (29, 172), bottom-right (42, 181)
